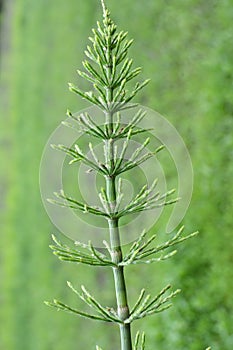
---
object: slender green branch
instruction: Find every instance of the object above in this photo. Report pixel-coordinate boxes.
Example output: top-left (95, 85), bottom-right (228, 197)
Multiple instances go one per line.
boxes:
top-left (49, 234), bottom-right (116, 267)
top-left (133, 332), bottom-right (146, 350)
top-left (121, 226), bottom-right (198, 265)
top-left (44, 299), bottom-right (111, 322)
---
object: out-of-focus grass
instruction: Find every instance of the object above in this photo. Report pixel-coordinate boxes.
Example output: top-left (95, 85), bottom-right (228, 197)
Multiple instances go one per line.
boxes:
top-left (0, 0), bottom-right (233, 349)
top-left (0, 1), bottom-right (112, 349)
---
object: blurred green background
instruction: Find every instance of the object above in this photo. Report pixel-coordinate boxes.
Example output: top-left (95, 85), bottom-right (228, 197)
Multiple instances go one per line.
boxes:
top-left (1, 0), bottom-right (233, 349)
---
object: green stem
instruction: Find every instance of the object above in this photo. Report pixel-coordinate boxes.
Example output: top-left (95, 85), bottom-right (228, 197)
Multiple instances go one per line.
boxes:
top-left (105, 173), bottom-right (132, 350)
top-left (104, 33), bottom-right (132, 348)
top-left (104, 113), bottom-right (132, 349)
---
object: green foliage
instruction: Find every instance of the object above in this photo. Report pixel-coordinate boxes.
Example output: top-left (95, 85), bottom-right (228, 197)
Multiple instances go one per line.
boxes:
top-left (1, 0), bottom-right (232, 349)
top-left (45, 1), bottom-right (198, 349)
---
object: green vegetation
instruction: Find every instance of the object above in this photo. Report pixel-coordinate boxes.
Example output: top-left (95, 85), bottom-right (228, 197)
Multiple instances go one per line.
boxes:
top-left (44, 3), bottom-right (198, 349)
top-left (1, 0), bottom-right (232, 349)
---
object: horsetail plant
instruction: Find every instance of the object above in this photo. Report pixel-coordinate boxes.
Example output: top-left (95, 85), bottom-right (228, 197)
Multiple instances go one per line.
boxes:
top-left (45, 1), bottom-right (205, 349)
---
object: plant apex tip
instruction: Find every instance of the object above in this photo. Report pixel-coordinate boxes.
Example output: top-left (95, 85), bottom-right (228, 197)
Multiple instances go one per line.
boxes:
top-left (100, 0), bottom-right (107, 15)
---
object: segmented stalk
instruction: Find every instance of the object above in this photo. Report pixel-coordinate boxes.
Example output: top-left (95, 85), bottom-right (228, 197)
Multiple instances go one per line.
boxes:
top-left (105, 52), bottom-right (132, 348)
top-left (105, 132), bottom-right (132, 350)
